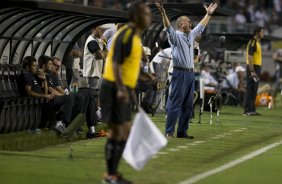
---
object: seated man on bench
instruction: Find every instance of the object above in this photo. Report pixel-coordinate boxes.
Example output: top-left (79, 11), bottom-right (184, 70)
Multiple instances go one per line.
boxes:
top-left (21, 56), bottom-right (74, 134)
top-left (137, 58), bottom-right (158, 113)
top-left (47, 56), bottom-right (101, 139)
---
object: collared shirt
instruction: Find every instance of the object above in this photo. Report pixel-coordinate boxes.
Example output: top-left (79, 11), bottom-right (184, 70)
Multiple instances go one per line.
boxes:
top-left (246, 38), bottom-right (262, 66)
top-left (166, 24), bottom-right (205, 69)
top-left (222, 72), bottom-right (239, 89)
top-left (103, 25), bottom-right (142, 88)
top-left (21, 72), bottom-right (44, 94)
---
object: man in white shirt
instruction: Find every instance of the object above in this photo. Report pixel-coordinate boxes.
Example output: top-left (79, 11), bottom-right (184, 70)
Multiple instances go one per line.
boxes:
top-left (83, 26), bottom-right (107, 89)
top-left (222, 66), bottom-right (246, 90)
top-left (200, 64), bottom-right (218, 92)
top-left (272, 49), bottom-right (282, 97)
top-left (102, 23), bottom-right (125, 51)
top-left (222, 66), bottom-right (246, 105)
top-left (150, 47), bottom-right (172, 74)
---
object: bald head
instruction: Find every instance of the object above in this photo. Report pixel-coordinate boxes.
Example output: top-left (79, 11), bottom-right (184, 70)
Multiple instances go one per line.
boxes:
top-left (176, 16), bottom-right (192, 34)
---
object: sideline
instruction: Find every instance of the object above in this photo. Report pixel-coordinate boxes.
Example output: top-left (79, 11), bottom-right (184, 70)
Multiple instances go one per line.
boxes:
top-left (178, 140), bottom-right (282, 184)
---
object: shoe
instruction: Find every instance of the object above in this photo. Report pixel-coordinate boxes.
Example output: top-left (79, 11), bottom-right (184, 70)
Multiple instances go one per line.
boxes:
top-left (243, 112), bottom-right (252, 116)
top-left (86, 132), bottom-right (97, 139)
top-left (165, 133), bottom-right (174, 138)
top-left (243, 112), bottom-right (261, 116)
top-left (177, 134), bottom-right (194, 139)
top-left (102, 174), bottom-right (132, 184)
top-left (251, 112), bottom-right (261, 116)
top-left (51, 121), bottom-right (65, 135)
top-left (86, 130), bottom-right (108, 139)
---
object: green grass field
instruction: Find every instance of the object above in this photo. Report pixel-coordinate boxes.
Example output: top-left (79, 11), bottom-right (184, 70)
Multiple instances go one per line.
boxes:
top-left (0, 103), bottom-right (282, 184)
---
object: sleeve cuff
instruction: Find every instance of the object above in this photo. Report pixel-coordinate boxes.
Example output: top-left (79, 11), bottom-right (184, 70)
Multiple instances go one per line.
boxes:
top-left (166, 26), bottom-right (174, 33)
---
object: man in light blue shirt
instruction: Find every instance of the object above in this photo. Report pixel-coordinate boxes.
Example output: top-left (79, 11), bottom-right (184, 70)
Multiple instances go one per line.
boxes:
top-left (156, 2), bottom-right (218, 139)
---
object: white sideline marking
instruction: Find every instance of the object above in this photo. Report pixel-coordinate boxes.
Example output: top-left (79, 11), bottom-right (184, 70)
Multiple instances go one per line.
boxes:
top-left (178, 140), bottom-right (282, 184)
top-left (157, 152), bottom-right (169, 155)
top-left (168, 148), bottom-right (180, 152)
top-left (193, 141), bottom-right (206, 144)
top-left (177, 145), bottom-right (189, 149)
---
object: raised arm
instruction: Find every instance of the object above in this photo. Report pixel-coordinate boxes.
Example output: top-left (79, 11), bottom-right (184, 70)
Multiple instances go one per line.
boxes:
top-left (199, 3), bottom-right (218, 27)
top-left (191, 3), bottom-right (218, 39)
top-left (156, 1), bottom-right (178, 45)
top-left (155, 2), bottom-right (171, 28)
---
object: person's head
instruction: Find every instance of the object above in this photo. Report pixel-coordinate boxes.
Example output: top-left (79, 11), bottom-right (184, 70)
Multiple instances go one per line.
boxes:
top-left (235, 66), bottom-right (246, 79)
top-left (92, 26), bottom-right (103, 38)
top-left (253, 26), bottom-right (264, 39)
top-left (38, 55), bottom-right (53, 73)
top-left (22, 56), bottom-right (37, 74)
top-left (176, 16), bottom-right (192, 34)
top-left (51, 56), bottom-right (62, 74)
top-left (128, 0), bottom-right (152, 30)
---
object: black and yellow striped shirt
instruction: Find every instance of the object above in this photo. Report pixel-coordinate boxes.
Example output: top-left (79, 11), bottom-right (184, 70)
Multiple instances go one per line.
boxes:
top-left (246, 38), bottom-right (262, 66)
top-left (103, 25), bottom-right (142, 88)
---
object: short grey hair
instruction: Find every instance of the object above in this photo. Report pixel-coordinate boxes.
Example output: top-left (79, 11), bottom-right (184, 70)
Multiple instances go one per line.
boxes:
top-left (176, 16), bottom-right (189, 29)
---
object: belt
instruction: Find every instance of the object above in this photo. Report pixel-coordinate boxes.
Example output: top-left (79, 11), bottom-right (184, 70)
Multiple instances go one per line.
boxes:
top-left (173, 66), bottom-right (194, 72)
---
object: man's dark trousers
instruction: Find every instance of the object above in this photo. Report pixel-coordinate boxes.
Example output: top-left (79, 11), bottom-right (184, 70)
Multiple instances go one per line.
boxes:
top-left (48, 95), bottom-right (73, 125)
top-left (244, 65), bottom-right (261, 113)
top-left (165, 69), bottom-right (194, 136)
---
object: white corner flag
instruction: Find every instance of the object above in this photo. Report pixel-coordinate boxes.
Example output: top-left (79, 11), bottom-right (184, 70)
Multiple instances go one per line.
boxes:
top-left (122, 108), bottom-right (168, 171)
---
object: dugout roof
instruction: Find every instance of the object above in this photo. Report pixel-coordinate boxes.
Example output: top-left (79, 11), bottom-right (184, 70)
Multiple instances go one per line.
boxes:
top-left (0, 0), bottom-right (234, 64)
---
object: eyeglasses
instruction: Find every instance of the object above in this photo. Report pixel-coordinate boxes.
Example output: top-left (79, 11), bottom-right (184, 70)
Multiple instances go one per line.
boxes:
top-left (53, 63), bottom-right (61, 68)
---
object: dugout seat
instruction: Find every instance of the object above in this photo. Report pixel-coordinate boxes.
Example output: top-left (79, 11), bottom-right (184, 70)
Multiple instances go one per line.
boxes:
top-left (0, 64), bottom-right (50, 133)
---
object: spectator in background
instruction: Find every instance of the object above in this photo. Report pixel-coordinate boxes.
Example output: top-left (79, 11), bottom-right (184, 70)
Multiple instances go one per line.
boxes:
top-left (274, 0), bottom-right (282, 17)
top-left (21, 56), bottom-right (74, 134)
top-left (248, 0), bottom-right (256, 22)
top-left (201, 64), bottom-right (219, 92)
top-left (150, 47), bottom-right (172, 74)
top-left (254, 6), bottom-right (270, 27)
top-left (234, 9), bottom-right (247, 30)
top-left (137, 47), bottom-right (158, 113)
top-left (222, 66), bottom-right (246, 105)
top-left (272, 49), bottom-right (282, 97)
top-left (63, 43), bottom-right (82, 87)
top-left (102, 23), bottom-right (125, 51)
top-left (83, 26), bottom-right (107, 89)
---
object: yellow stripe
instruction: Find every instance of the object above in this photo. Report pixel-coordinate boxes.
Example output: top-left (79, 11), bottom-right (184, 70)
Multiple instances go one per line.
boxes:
top-left (122, 28), bottom-right (132, 44)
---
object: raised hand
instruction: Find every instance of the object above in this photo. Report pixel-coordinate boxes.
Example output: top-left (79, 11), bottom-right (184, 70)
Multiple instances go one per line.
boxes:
top-left (155, 1), bottom-right (165, 14)
top-left (204, 3), bottom-right (218, 15)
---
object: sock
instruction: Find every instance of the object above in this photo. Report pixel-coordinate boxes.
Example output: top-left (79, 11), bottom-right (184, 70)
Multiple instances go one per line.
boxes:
top-left (112, 140), bottom-right (126, 174)
top-left (89, 126), bottom-right (95, 134)
top-left (105, 139), bottom-right (119, 175)
top-left (55, 121), bottom-right (63, 128)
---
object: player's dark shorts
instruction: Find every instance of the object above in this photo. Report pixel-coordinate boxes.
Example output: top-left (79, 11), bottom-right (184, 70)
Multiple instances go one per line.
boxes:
top-left (100, 79), bottom-right (133, 124)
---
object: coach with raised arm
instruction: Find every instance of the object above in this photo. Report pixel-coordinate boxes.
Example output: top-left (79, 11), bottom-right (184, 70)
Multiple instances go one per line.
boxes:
top-left (155, 1), bottom-right (217, 139)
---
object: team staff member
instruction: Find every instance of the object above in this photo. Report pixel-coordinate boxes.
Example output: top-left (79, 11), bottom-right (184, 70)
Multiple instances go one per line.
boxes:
top-left (99, 1), bottom-right (152, 183)
top-left (21, 56), bottom-right (73, 134)
top-left (244, 27), bottom-right (264, 116)
top-left (156, 2), bottom-right (218, 139)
